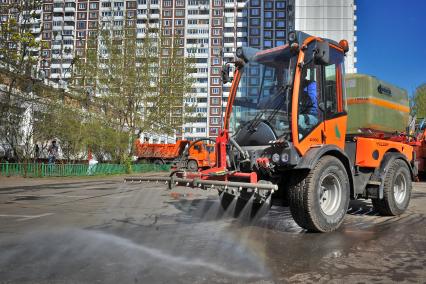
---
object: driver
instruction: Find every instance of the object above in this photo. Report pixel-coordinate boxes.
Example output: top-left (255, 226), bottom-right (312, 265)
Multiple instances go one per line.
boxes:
top-left (299, 76), bottom-right (319, 131)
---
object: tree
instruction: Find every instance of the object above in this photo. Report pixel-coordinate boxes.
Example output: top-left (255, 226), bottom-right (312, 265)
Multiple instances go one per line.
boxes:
top-left (0, 0), bottom-right (44, 161)
top-left (413, 84), bottom-right (426, 118)
top-left (70, 12), bottom-right (195, 157)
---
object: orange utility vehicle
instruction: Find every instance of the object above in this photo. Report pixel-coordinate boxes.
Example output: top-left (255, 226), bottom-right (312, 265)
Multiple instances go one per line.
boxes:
top-left (135, 139), bottom-right (215, 171)
top-left (127, 31), bottom-right (417, 232)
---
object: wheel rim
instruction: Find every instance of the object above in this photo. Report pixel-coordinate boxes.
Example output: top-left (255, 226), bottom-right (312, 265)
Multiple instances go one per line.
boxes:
top-left (187, 161), bottom-right (198, 171)
top-left (319, 173), bottom-right (343, 216)
top-left (393, 172), bottom-right (407, 204)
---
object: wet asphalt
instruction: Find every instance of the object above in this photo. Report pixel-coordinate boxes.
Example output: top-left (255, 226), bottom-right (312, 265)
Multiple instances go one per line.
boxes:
top-left (0, 176), bottom-right (425, 284)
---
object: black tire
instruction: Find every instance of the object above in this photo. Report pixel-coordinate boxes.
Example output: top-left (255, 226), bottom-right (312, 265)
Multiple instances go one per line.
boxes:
top-left (288, 156), bottom-right (350, 232)
top-left (153, 159), bottom-right (164, 165)
top-left (372, 159), bottom-right (412, 216)
top-left (187, 160), bottom-right (199, 172)
top-left (219, 191), bottom-right (266, 219)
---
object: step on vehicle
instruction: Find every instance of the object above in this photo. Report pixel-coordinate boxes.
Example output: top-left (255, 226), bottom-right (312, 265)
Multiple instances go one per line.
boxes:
top-left (127, 31), bottom-right (417, 232)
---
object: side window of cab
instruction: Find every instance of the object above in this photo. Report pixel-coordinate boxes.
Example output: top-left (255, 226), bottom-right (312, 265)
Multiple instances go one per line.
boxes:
top-left (323, 47), bottom-right (345, 118)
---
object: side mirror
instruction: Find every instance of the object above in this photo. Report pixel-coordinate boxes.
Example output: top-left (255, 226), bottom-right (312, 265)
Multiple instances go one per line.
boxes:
top-left (314, 41), bottom-right (330, 65)
top-left (221, 64), bottom-right (232, 84)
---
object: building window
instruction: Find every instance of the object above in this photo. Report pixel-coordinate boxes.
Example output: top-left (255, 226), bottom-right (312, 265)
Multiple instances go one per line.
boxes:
top-left (250, 38), bottom-right (260, 46)
top-left (264, 40), bottom-right (272, 48)
top-left (89, 12), bottom-right (98, 19)
top-left (210, 117), bottom-right (219, 125)
top-left (211, 97), bottom-right (220, 105)
top-left (250, 28), bottom-right (260, 36)
top-left (250, 18), bottom-right (260, 26)
top-left (250, 0), bottom-right (260, 7)
top-left (265, 1), bottom-right (273, 9)
top-left (89, 2), bottom-right (98, 10)
top-left (211, 108), bottom-right (220, 115)
top-left (210, 128), bottom-right (219, 135)
top-left (213, 9), bottom-right (222, 16)
top-left (213, 18), bottom-right (222, 26)
top-left (276, 20), bottom-right (285, 28)
top-left (264, 30), bottom-right (272, 38)
top-left (276, 2), bottom-right (285, 9)
top-left (264, 11), bottom-right (273, 19)
top-left (250, 8), bottom-right (260, 16)
top-left (212, 67), bottom-right (220, 75)
top-left (276, 31), bottom-right (285, 38)
top-left (175, 9), bottom-right (185, 17)
top-left (276, 11), bottom-right (285, 18)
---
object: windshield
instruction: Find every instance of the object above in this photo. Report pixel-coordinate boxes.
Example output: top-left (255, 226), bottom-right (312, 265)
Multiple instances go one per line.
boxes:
top-left (229, 47), bottom-right (297, 139)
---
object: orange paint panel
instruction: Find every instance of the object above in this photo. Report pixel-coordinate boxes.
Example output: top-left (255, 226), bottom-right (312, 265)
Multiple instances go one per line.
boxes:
top-left (297, 126), bottom-right (325, 155)
top-left (355, 137), bottom-right (414, 168)
top-left (324, 115), bottom-right (347, 150)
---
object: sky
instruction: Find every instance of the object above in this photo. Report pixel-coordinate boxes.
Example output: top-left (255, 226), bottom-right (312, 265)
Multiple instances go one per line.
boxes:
top-left (356, 0), bottom-right (426, 96)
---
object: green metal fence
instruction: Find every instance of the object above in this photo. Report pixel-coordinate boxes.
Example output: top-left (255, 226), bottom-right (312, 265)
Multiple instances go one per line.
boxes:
top-left (0, 162), bottom-right (170, 178)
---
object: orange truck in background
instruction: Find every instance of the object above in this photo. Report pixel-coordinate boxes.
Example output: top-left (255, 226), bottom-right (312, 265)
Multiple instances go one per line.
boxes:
top-left (134, 139), bottom-right (215, 171)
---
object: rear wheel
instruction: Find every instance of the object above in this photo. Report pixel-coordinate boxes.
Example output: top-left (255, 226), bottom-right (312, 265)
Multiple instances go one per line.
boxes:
top-left (289, 156), bottom-right (350, 232)
top-left (153, 159), bottom-right (164, 165)
top-left (186, 160), bottom-right (199, 172)
top-left (372, 159), bottom-right (412, 216)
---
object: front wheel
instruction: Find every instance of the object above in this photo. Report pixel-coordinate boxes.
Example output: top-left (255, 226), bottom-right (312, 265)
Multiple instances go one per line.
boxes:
top-left (289, 156), bottom-right (350, 232)
top-left (372, 159), bottom-right (412, 216)
top-left (186, 160), bottom-right (199, 172)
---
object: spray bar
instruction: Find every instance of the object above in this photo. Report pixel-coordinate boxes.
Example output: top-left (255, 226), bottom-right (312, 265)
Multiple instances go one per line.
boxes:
top-left (124, 176), bottom-right (278, 191)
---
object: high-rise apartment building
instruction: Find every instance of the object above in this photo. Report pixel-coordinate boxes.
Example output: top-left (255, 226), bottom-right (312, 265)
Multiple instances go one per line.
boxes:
top-left (294, 0), bottom-right (357, 73)
top-left (1, 0), bottom-right (356, 140)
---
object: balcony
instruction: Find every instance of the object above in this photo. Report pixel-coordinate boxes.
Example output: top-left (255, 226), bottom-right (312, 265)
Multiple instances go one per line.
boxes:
top-left (52, 25), bottom-right (63, 31)
top-left (225, 2), bottom-right (236, 8)
top-left (53, 7), bottom-right (64, 13)
top-left (64, 16), bottom-right (75, 22)
top-left (64, 6), bottom-right (75, 12)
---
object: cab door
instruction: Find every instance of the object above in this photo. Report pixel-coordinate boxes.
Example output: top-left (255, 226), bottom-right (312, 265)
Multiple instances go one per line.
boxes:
top-left (293, 41), bottom-right (347, 155)
top-left (321, 46), bottom-right (347, 149)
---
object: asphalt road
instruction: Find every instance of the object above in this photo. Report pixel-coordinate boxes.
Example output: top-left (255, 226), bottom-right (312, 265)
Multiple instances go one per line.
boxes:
top-left (0, 175), bottom-right (425, 284)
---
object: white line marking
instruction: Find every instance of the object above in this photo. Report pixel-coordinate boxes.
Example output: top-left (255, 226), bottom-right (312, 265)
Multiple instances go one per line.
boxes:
top-left (0, 213), bottom-right (54, 221)
top-left (11, 194), bottom-right (88, 198)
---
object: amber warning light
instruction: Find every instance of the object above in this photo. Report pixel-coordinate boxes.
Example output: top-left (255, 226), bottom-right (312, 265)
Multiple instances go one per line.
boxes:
top-left (339, 40), bottom-right (349, 53)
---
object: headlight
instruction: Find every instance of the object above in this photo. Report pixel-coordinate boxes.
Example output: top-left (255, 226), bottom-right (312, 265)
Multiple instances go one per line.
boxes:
top-left (281, 153), bottom-right (289, 163)
top-left (272, 153), bottom-right (280, 163)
